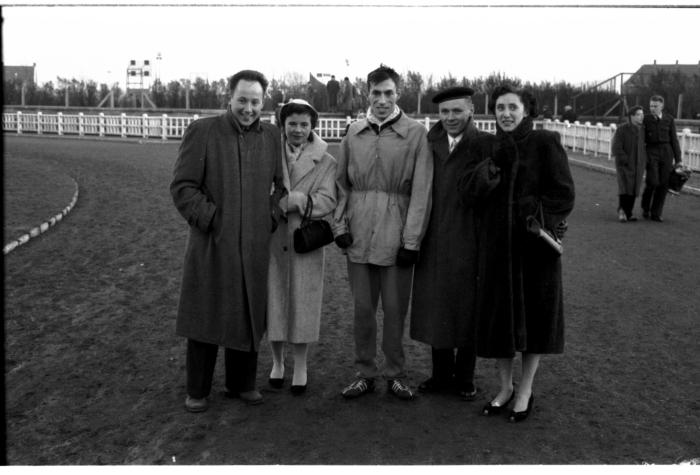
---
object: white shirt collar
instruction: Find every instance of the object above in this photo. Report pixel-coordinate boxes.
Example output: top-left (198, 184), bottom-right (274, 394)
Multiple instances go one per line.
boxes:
top-left (448, 133), bottom-right (463, 149)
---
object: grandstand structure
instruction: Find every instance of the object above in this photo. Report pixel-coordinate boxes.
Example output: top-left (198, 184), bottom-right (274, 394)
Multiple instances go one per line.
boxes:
top-left (574, 61), bottom-right (700, 121)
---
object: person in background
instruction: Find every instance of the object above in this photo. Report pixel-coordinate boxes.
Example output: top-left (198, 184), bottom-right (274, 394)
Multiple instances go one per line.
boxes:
top-left (641, 95), bottom-right (683, 222)
top-left (171, 69), bottom-right (285, 412)
top-left (612, 105), bottom-right (646, 222)
top-left (266, 99), bottom-right (337, 395)
top-left (561, 105), bottom-right (577, 123)
top-left (340, 77), bottom-right (355, 118)
top-left (541, 105), bottom-right (553, 120)
top-left (458, 85), bottom-right (575, 423)
top-left (410, 86), bottom-right (487, 401)
top-left (326, 75), bottom-right (340, 113)
top-left (334, 64), bottom-right (433, 401)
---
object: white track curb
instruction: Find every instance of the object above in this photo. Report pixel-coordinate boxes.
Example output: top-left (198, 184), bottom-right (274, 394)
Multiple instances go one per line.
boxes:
top-left (3, 177), bottom-right (79, 255)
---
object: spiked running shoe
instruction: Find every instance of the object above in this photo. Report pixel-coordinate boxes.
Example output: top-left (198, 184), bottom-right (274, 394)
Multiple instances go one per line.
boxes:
top-left (388, 379), bottom-right (414, 400)
top-left (341, 378), bottom-right (375, 399)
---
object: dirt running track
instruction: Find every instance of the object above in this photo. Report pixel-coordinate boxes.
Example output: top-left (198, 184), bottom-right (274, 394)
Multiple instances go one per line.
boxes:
top-left (4, 134), bottom-right (700, 464)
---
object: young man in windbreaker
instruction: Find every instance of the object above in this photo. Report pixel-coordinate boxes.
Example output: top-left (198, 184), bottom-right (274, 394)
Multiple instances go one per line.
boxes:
top-left (333, 65), bottom-right (433, 401)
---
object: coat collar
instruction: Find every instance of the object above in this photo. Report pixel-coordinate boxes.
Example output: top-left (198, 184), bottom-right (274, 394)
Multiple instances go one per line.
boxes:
top-left (352, 109), bottom-right (409, 138)
top-left (427, 117), bottom-right (479, 144)
top-left (284, 131), bottom-right (328, 188)
top-left (427, 118), bottom-right (480, 159)
top-left (225, 109), bottom-right (263, 134)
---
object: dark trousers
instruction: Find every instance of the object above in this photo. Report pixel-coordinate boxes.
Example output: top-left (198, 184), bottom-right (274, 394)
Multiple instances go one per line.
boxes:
top-left (618, 194), bottom-right (636, 218)
top-left (431, 346), bottom-right (476, 391)
top-left (641, 152), bottom-right (673, 218)
top-left (186, 339), bottom-right (258, 399)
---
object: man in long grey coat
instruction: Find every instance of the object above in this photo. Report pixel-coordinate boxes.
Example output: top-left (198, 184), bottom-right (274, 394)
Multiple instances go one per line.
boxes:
top-left (171, 69), bottom-right (285, 412)
top-left (612, 105), bottom-right (646, 222)
top-left (410, 87), bottom-right (486, 401)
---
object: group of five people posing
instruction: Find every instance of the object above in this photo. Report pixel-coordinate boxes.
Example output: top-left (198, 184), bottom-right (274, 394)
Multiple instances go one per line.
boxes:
top-left (171, 65), bottom-right (576, 423)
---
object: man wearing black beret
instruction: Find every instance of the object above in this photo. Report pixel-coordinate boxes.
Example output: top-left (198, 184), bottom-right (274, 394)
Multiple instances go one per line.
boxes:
top-left (410, 86), bottom-right (486, 400)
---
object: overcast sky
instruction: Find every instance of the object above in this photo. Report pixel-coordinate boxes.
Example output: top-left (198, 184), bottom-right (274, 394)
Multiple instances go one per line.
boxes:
top-left (2, 1), bottom-right (699, 88)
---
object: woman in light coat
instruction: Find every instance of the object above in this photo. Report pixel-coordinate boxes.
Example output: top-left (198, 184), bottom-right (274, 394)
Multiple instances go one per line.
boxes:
top-left (612, 105), bottom-right (646, 221)
top-left (267, 99), bottom-right (337, 394)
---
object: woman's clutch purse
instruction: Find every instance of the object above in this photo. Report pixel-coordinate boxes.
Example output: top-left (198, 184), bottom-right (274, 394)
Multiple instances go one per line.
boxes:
top-left (525, 203), bottom-right (563, 255)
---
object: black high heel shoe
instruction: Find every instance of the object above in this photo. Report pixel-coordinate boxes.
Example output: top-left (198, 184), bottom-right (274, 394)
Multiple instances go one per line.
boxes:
top-left (290, 384), bottom-right (307, 395)
top-left (268, 378), bottom-right (284, 389)
top-left (481, 391), bottom-right (514, 416)
top-left (508, 394), bottom-right (534, 423)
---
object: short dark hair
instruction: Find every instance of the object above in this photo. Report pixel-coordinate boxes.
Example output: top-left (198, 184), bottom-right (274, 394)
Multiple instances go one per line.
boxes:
top-left (279, 102), bottom-right (318, 129)
top-left (650, 94), bottom-right (665, 103)
top-left (228, 70), bottom-right (269, 95)
top-left (489, 84), bottom-right (537, 117)
top-left (628, 105), bottom-right (644, 117)
top-left (367, 64), bottom-right (400, 90)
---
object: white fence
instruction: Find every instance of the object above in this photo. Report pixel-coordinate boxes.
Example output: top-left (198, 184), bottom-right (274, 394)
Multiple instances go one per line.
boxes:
top-left (543, 119), bottom-right (700, 171)
top-left (3, 110), bottom-right (698, 171)
top-left (0, 110), bottom-right (492, 141)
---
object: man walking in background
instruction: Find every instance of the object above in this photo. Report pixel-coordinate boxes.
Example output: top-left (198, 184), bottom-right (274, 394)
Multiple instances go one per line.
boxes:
top-left (171, 69), bottom-right (285, 412)
top-left (340, 77), bottom-right (355, 118)
top-left (326, 75), bottom-right (340, 113)
top-left (410, 87), bottom-right (486, 401)
top-left (641, 95), bottom-right (682, 222)
top-left (334, 64), bottom-right (433, 401)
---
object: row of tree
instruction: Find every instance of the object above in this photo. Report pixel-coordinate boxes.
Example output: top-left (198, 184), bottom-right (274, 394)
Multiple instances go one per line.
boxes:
top-left (4, 70), bottom-right (700, 120)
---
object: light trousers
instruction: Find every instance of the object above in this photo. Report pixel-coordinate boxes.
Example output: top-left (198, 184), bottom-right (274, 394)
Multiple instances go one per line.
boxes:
top-left (347, 259), bottom-right (414, 379)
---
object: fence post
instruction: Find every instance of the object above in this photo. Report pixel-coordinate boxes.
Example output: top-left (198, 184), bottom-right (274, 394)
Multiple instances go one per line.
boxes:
top-left (142, 113), bottom-right (148, 139)
top-left (594, 122), bottom-right (603, 157)
top-left (583, 121), bottom-right (591, 155)
top-left (17, 111), bottom-right (22, 134)
top-left (190, 115), bottom-right (199, 139)
top-left (162, 114), bottom-right (168, 140)
top-left (121, 112), bottom-right (127, 138)
top-left (57, 112), bottom-right (63, 136)
top-left (99, 112), bottom-right (105, 137)
top-left (608, 123), bottom-right (616, 160)
top-left (79, 112), bottom-right (85, 136)
top-left (681, 128), bottom-right (691, 163)
top-left (37, 111), bottom-right (43, 135)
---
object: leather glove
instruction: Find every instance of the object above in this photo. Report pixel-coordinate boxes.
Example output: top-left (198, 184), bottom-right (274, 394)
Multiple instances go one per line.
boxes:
top-left (471, 158), bottom-right (501, 196)
top-left (554, 220), bottom-right (568, 239)
top-left (334, 232), bottom-right (353, 249)
top-left (270, 198), bottom-right (288, 233)
top-left (487, 159), bottom-right (501, 180)
top-left (395, 247), bottom-right (419, 267)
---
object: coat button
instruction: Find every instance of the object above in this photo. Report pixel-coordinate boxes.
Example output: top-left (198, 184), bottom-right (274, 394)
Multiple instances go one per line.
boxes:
top-left (283, 246), bottom-right (288, 252)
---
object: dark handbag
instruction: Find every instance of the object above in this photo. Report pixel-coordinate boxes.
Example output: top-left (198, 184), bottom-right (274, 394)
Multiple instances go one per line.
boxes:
top-left (293, 195), bottom-right (334, 254)
top-left (525, 201), bottom-right (563, 255)
top-left (668, 165), bottom-right (691, 195)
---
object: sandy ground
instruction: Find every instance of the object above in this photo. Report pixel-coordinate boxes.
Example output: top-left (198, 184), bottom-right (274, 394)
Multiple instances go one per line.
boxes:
top-left (3, 134), bottom-right (700, 464)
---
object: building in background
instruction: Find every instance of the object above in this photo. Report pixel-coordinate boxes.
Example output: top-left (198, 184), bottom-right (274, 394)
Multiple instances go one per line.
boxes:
top-left (4, 64), bottom-right (36, 84)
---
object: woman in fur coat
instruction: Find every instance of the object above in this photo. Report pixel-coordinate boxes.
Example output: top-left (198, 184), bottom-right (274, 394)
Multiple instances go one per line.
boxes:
top-left (458, 85), bottom-right (575, 422)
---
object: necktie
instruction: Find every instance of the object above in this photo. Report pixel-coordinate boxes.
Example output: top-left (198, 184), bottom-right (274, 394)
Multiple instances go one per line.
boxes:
top-left (449, 139), bottom-right (457, 153)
